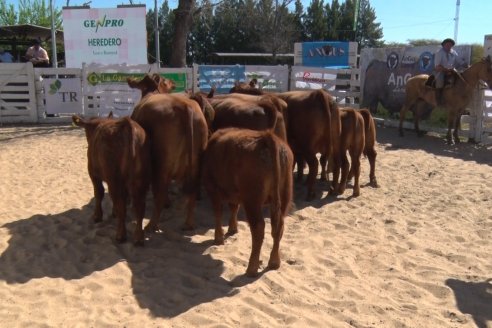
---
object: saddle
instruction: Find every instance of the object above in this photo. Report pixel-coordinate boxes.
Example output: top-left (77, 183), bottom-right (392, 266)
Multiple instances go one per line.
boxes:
top-left (425, 70), bottom-right (458, 88)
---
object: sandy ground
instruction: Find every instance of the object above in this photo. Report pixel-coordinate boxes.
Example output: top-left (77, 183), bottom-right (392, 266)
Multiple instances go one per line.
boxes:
top-left (0, 122), bottom-right (491, 328)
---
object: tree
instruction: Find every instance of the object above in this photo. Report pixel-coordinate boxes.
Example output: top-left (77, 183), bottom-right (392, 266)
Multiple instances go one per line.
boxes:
top-left (255, 0), bottom-right (296, 57)
top-left (0, 0), bottom-right (62, 28)
top-left (0, 0), bottom-right (17, 25)
top-left (146, 0), bottom-right (175, 65)
top-left (304, 0), bottom-right (327, 41)
top-left (355, 0), bottom-right (383, 48)
top-left (169, 0), bottom-right (196, 67)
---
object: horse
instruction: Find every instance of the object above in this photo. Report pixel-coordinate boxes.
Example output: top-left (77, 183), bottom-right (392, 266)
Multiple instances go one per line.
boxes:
top-left (399, 55), bottom-right (492, 144)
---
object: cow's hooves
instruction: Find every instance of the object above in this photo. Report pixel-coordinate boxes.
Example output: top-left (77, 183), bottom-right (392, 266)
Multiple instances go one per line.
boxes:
top-left (181, 224), bottom-right (195, 231)
top-left (144, 224), bottom-right (159, 233)
top-left (214, 238), bottom-right (224, 246)
top-left (245, 269), bottom-right (259, 277)
top-left (306, 192), bottom-right (316, 202)
top-left (92, 216), bottom-right (102, 223)
top-left (227, 228), bottom-right (238, 235)
top-left (267, 261), bottom-right (280, 271)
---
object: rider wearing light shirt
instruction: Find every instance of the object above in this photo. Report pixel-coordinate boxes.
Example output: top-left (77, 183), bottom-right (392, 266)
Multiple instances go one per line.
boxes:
top-left (434, 38), bottom-right (458, 105)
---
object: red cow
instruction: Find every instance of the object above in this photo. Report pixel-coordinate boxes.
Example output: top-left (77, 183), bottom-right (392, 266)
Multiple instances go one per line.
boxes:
top-left (72, 115), bottom-right (151, 245)
top-left (356, 108), bottom-right (379, 188)
top-left (320, 107), bottom-right (379, 196)
top-left (276, 90), bottom-right (341, 200)
top-left (206, 93), bottom-right (288, 141)
top-left (127, 73), bottom-right (176, 98)
top-left (202, 128), bottom-right (294, 277)
top-left (228, 87), bottom-right (342, 200)
top-left (131, 93), bottom-right (208, 231)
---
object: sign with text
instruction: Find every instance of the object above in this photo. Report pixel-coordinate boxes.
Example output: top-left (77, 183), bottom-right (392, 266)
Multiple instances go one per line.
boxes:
top-left (294, 42), bottom-right (357, 68)
top-left (198, 65), bottom-right (246, 94)
top-left (43, 78), bottom-right (82, 114)
top-left (62, 7), bottom-right (147, 67)
top-left (83, 66), bottom-right (188, 117)
top-left (360, 45), bottom-right (471, 114)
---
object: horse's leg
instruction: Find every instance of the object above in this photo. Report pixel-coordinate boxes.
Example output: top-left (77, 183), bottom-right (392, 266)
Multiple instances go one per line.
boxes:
top-left (453, 111), bottom-right (463, 144)
top-left (414, 100), bottom-right (427, 137)
top-left (399, 102), bottom-right (411, 137)
top-left (446, 111), bottom-right (454, 145)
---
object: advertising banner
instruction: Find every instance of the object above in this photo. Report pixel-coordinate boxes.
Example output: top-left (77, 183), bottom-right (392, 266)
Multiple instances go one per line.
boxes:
top-left (43, 78), bottom-right (83, 115)
top-left (198, 65), bottom-right (246, 94)
top-left (62, 7), bottom-right (147, 67)
top-left (83, 65), bottom-right (188, 117)
top-left (360, 45), bottom-right (471, 114)
top-left (244, 65), bottom-right (289, 92)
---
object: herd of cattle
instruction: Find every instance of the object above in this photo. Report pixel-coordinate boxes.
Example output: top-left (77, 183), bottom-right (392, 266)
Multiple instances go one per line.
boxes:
top-left (72, 74), bottom-right (379, 277)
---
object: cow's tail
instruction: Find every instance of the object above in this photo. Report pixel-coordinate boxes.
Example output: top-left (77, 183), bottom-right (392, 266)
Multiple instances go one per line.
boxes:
top-left (259, 99), bottom-right (278, 132)
top-left (183, 105), bottom-right (195, 194)
top-left (317, 90), bottom-right (341, 174)
top-left (358, 108), bottom-right (373, 157)
top-left (119, 117), bottom-right (136, 177)
top-left (266, 133), bottom-right (282, 231)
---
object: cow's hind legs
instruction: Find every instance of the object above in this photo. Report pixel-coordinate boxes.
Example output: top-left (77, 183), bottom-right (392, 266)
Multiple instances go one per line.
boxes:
top-left (244, 205), bottom-right (265, 277)
top-left (267, 207), bottom-right (285, 271)
top-left (227, 203), bottom-right (239, 235)
top-left (90, 177), bottom-right (104, 223)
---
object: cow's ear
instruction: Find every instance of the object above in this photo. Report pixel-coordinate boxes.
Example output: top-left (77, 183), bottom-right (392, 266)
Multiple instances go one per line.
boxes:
top-left (72, 115), bottom-right (84, 127)
top-left (127, 77), bottom-right (139, 89)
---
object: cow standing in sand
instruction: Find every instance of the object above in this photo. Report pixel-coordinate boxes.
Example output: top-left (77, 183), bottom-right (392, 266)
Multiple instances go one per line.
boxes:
top-left (131, 93), bottom-right (208, 232)
top-left (72, 115), bottom-right (151, 245)
top-left (202, 128), bottom-right (294, 277)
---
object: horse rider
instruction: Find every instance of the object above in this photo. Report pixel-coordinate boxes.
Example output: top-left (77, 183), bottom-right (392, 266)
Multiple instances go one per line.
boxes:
top-left (434, 38), bottom-right (459, 106)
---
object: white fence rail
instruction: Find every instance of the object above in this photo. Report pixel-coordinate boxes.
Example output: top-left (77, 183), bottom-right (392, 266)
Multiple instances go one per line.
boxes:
top-left (3, 63), bottom-right (491, 144)
top-left (0, 63), bottom-right (37, 124)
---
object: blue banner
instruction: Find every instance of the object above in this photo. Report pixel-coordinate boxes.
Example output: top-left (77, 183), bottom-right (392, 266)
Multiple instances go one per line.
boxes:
top-left (301, 42), bottom-right (350, 68)
top-left (198, 65), bottom-right (246, 94)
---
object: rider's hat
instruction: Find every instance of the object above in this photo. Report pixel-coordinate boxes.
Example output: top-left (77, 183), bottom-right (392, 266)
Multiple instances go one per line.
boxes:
top-left (441, 38), bottom-right (455, 46)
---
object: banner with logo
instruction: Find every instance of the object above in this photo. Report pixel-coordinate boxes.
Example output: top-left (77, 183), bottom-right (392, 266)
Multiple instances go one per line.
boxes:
top-left (62, 7), bottom-right (147, 67)
top-left (294, 42), bottom-right (357, 68)
top-left (244, 65), bottom-right (289, 92)
top-left (43, 78), bottom-right (83, 115)
top-left (360, 45), bottom-right (471, 114)
top-left (197, 65), bottom-right (246, 94)
top-left (83, 64), bottom-right (188, 117)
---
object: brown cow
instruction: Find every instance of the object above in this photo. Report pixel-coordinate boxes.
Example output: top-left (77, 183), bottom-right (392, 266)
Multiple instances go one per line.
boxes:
top-left (131, 93), bottom-right (208, 231)
top-left (333, 108), bottom-right (365, 197)
top-left (202, 128), bottom-right (294, 277)
top-left (321, 108), bottom-right (379, 196)
top-left (206, 93), bottom-right (288, 141)
top-left (72, 115), bottom-right (151, 245)
top-left (276, 90), bottom-right (341, 200)
top-left (229, 87), bottom-right (342, 200)
top-left (356, 108), bottom-right (379, 188)
top-left (127, 73), bottom-right (176, 98)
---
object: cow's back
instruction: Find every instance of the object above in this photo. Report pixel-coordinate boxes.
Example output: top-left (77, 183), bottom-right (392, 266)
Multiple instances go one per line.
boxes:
top-left (131, 93), bottom-right (208, 181)
top-left (203, 128), bottom-right (293, 210)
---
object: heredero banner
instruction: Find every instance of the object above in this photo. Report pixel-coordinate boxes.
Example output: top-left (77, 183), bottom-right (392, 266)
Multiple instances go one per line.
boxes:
top-left (62, 7), bottom-right (147, 67)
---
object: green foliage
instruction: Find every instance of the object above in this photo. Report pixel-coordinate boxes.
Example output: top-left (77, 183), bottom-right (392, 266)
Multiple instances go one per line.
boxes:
top-left (3, 0), bottom-right (63, 29)
top-left (0, 0), bottom-right (17, 25)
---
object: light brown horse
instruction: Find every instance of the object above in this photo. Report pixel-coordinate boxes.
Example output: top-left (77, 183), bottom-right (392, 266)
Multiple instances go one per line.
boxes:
top-left (399, 56), bottom-right (492, 144)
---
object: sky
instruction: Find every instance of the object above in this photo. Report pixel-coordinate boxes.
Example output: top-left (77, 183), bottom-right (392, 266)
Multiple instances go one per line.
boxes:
top-left (6, 0), bottom-right (491, 45)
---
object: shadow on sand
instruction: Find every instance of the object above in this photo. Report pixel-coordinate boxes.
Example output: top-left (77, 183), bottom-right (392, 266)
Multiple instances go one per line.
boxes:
top-left (0, 195), bottom-right (265, 318)
top-left (445, 278), bottom-right (492, 328)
